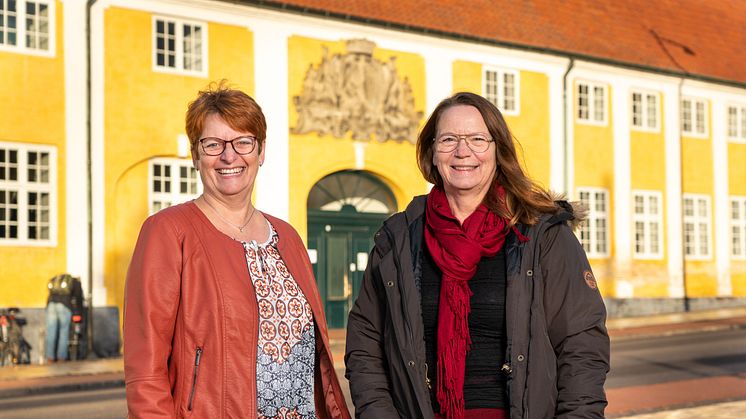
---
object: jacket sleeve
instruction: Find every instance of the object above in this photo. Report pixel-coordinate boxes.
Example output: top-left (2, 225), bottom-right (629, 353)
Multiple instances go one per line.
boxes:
top-left (540, 223), bottom-right (610, 418)
top-left (345, 247), bottom-right (400, 418)
top-left (124, 215), bottom-right (182, 419)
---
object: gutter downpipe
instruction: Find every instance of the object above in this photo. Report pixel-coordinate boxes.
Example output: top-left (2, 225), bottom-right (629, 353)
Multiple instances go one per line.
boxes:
top-left (562, 58), bottom-right (575, 196)
top-left (86, 0), bottom-right (98, 357)
top-left (677, 77), bottom-right (690, 312)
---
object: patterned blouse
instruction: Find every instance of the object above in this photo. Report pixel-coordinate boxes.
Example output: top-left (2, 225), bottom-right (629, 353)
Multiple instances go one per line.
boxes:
top-left (243, 222), bottom-right (316, 419)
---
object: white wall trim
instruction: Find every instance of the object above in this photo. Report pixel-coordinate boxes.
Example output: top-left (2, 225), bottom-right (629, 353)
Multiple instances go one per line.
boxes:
top-left (612, 80), bottom-right (632, 273)
top-left (253, 24), bottom-right (290, 221)
top-left (665, 82), bottom-right (685, 297)
top-left (91, 1), bottom-right (108, 306)
top-left (712, 100), bottom-right (731, 295)
top-left (61, 0), bottom-right (90, 292)
top-left (548, 66), bottom-right (568, 193)
top-left (423, 50), bottom-right (453, 118)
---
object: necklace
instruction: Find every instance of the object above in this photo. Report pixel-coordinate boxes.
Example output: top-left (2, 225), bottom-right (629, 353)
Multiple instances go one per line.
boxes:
top-left (202, 197), bottom-right (256, 233)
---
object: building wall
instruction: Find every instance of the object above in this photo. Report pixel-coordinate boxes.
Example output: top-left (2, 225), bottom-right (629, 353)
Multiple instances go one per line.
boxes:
top-left (100, 6), bottom-right (255, 310)
top-left (0, 0), bottom-right (66, 307)
top-left (730, 139), bottom-right (746, 295)
top-left (2, 0), bottom-right (746, 335)
top-left (573, 81), bottom-right (615, 295)
top-left (629, 94), bottom-right (668, 297)
top-left (286, 35), bottom-right (429, 240)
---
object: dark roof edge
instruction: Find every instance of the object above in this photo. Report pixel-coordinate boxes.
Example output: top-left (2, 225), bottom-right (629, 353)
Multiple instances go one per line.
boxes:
top-left (234, 0), bottom-right (746, 90)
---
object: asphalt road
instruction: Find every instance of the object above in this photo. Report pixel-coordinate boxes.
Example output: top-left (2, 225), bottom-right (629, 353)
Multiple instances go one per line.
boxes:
top-left (0, 328), bottom-right (743, 417)
top-left (0, 387), bottom-right (126, 418)
top-left (608, 327), bottom-right (746, 388)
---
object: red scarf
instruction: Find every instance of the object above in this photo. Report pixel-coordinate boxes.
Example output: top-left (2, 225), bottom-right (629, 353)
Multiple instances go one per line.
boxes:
top-left (425, 186), bottom-right (527, 419)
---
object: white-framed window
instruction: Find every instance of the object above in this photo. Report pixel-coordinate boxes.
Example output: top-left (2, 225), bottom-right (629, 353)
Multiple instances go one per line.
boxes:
top-left (683, 194), bottom-right (711, 259)
top-left (631, 90), bottom-right (659, 131)
top-left (0, 142), bottom-right (57, 246)
top-left (152, 16), bottom-right (207, 76)
top-left (576, 188), bottom-right (609, 257)
top-left (727, 104), bottom-right (746, 143)
top-left (149, 158), bottom-right (202, 214)
top-left (483, 67), bottom-right (519, 115)
top-left (731, 196), bottom-right (746, 259)
top-left (632, 190), bottom-right (663, 259)
top-left (0, 0), bottom-right (55, 56)
top-left (681, 97), bottom-right (708, 137)
top-left (576, 81), bottom-right (607, 125)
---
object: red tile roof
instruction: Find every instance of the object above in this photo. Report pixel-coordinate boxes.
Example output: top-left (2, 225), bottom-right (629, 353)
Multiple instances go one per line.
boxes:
top-left (251, 0), bottom-right (746, 86)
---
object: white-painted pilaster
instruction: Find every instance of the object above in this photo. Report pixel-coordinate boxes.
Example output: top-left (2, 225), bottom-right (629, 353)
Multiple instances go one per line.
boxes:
top-left (612, 80), bottom-right (632, 292)
top-left (565, 72), bottom-right (576, 199)
top-left (665, 82), bottom-right (685, 297)
top-left (712, 100), bottom-right (731, 295)
top-left (253, 25), bottom-right (290, 220)
top-left (62, 0), bottom-right (90, 290)
top-left (91, 1), bottom-right (108, 306)
top-left (423, 50), bottom-right (452, 114)
top-left (548, 64), bottom-right (569, 194)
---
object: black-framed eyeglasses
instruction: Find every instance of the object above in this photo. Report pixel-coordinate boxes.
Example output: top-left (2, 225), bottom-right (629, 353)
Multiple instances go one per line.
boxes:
top-left (434, 134), bottom-right (494, 153)
top-left (199, 136), bottom-right (258, 156)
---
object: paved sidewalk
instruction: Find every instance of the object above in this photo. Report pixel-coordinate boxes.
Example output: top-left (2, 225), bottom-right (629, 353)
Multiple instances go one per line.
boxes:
top-left (0, 306), bottom-right (744, 418)
top-left (616, 399), bottom-right (746, 418)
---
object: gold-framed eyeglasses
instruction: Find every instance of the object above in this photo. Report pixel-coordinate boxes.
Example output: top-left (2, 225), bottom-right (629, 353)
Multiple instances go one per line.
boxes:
top-left (199, 136), bottom-right (257, 156)
top-left (434, 134), bottom-right (494, 153)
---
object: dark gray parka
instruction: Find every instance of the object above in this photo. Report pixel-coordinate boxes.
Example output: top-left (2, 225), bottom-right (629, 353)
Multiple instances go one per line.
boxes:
top-left (345, 196), bottom-right (610, 419)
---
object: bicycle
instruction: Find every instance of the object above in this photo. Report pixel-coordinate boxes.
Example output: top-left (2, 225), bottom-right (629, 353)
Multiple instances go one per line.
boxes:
top-left (0, 308), bottom-right (32, 366)
top-left (68, 314), bottom-right (85, 361)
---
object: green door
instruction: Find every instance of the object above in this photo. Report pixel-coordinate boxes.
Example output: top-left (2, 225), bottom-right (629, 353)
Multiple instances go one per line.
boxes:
top-left (307, 171), bottom-right (397, 329)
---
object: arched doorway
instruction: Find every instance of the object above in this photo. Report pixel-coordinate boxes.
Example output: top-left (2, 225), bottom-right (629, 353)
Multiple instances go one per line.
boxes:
top-left (307, 170), bottom-right (397, 329)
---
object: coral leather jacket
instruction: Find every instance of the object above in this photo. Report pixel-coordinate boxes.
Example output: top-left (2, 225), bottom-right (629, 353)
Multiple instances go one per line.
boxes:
top-left (124, 202), bottom-right (350, 418)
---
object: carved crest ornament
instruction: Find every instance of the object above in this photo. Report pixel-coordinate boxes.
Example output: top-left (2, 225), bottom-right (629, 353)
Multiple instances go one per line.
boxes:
top-left (292, 39), bottom-right (422, 144)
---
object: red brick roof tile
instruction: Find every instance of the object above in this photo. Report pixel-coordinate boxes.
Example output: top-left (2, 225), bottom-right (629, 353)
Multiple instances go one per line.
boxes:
top-left (254, 0), bottom-right (746, 86)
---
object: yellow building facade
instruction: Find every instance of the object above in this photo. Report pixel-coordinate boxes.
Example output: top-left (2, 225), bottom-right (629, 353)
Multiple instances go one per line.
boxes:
top-left (2, 0), bottom-right (746, 356)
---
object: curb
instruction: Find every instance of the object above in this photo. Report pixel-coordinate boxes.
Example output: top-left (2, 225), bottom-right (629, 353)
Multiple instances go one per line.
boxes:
top-left (0, 372), bottom-right (124, 399)
top-left (608, 317), bottom-right (746, 342)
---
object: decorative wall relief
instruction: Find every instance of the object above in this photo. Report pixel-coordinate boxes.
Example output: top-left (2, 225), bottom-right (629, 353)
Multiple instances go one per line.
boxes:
top-left (292, 39), bottom-right (422, 143)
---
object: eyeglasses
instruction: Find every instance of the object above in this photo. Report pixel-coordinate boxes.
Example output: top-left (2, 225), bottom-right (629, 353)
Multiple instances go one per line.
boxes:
top-left (199, 136), bottom-right (258, 156)
top-left (434, 134), bottom-right (494, 153)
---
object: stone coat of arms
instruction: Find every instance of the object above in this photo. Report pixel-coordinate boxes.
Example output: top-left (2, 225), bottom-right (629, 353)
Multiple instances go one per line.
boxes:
top-left (292, 39), bottom-right (422, 144)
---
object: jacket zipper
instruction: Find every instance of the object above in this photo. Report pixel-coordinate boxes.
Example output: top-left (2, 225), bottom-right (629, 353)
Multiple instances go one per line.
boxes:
top-left (424, 362), bottom-right (432, 390)
top-left (187, 347), bottom-right (202, 411)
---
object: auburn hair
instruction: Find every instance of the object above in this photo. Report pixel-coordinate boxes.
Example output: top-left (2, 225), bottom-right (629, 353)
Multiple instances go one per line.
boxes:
top-left (185, 80), bottom-right (267, 158)
top-left (416, 92), bottom-right (557, 226)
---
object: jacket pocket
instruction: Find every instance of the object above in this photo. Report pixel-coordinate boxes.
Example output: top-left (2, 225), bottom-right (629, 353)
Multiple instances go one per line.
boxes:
top-left (187, 347), bottom-right (202, 411)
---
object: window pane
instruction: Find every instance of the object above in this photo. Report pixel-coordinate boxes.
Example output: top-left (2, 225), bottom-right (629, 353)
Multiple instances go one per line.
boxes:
top-left (733, 226), bottom-right (741, 256)
top-left (698, 199), bottom-right (707, 217)
top-left (684, 223), bottom-right (694, 255)
top-left (650, 222), bottom-right (659, 253)
top-left (646, 94), bottom-right (657, 128)
top-left (632, 93), bottom-right (642, 126)
top-left (484, 70), bottom-right (499, 108)
top-left (593, 86), bottom-right (604, 121)
top-left (635, 195), bottom-right (644, 214)
top-left (578, 84), bottom-right (588, 120)
top-left (503, 73), bottom-right (515, 111)
top-left (635, 221), bottom-right (645, 253)
top-left (695, 101), bottom-right (705, 133)
top-left (728, 107), bottom-right (738, 137)
top-left (682, 100), bottom-right (692, 132)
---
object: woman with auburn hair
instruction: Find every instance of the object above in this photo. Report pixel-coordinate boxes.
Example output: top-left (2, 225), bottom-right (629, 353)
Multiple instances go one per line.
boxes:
top-left (124, 81), bottom-right (349, 418)
top-left (346, 92), bottom-right (609, 418)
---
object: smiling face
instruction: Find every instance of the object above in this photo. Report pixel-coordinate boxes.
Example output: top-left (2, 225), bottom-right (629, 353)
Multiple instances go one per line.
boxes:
top-left (194, 113), bottom-right (265, 202)
top-left (433, 105), bottom-right (496, 202)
